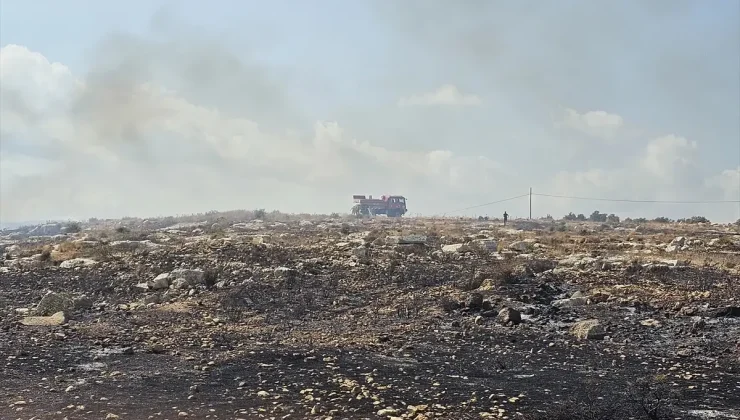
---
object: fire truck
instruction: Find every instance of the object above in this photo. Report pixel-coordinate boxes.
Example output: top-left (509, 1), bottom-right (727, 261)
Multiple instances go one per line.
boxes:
top-left (351, 195), bottom-right (407, 217)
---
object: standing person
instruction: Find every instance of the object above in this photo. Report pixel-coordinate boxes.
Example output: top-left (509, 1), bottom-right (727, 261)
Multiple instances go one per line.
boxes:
top-left (503, 211), bottom-right (508, 226)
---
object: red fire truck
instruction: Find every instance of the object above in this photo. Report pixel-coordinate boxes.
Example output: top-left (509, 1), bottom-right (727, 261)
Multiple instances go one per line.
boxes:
top-left (351, 194), bottom-right (407, 217)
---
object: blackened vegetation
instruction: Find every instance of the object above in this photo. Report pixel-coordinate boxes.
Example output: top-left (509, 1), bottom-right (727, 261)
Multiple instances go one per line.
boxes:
top-left (218, 268), bottom-right (344, 323)
top-left (527, 376), bottom-right (689, 420)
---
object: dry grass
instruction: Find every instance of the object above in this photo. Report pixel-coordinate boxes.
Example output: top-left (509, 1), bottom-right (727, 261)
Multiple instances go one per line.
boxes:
top-left (51, 241), bottom-right (84, 262)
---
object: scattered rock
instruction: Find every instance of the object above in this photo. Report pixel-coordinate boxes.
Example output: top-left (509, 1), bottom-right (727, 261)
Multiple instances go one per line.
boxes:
top-left (587, 292), bottom-right (611, 304)
top-left (471, 239), bottom-right (498, 252)
top-left (672, 236), bottom-right (686, 247)
top-left (527, 259), bottom-right (557, 274)
top-left (171, 278), bottom-right (190, 290)
top-left (170, 269), bottom-right (205, 285)
top-left (570, 319), bottom-right (606, 340)
top-left (387, 235), bottom-right (428, 245)
top-left (59, 258), bottom-right (97, 269)
top-left (20, 311), bottom-right (67, 326)
top-left (150, 273), bottom-right (172, 290)
top-left (552, 297), bottom-right (589, 308)
top-left (509, 240), bottom-right (534, 252)
top-left (640, 319), bottom-right (662, 327)
top-left (497, 307), bottom-right (521, 325)
top-left (465, 292), bottom-right (484, 310)
top-left (442, 243), bottom-right (467, 253)
top-left (377, 407), bottom-right (399, 416)
top-left (35, 292), bottom-right (91, 316)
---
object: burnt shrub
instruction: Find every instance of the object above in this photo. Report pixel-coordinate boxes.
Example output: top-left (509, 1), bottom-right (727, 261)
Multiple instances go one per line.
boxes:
top-left (525, 375), bottom-right (692, 420)
top-left (203, 268), bottom-right (219, 289)
top-left (627, 375), bottom-right (680, 420)
top-left (438, 296), bottom-right (461, 313)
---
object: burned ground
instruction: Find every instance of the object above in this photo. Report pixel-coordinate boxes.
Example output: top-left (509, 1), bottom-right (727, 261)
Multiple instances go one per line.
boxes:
top-left (1, 218), bottom-right (739, 419)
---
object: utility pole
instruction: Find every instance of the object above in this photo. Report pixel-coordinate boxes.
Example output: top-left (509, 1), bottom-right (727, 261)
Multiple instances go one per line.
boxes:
top-left (529, 187), bottom-right (532, 220)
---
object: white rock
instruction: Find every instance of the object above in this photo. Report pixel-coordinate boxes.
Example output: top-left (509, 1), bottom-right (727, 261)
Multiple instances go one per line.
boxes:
top-left (59, 258), bottom-right (97, 269)
top-left (552, 297), bottom-right (589, 307)
top-left (472, 239), bottom-right (498, 252)
top-left (442, 243), bottom-right (467, 253)
top-left (509, 241), bottom-right (533, 252)
top-left (150, 273), bottom-right (172, 290)
top-left (20, 311), bottom-right (67, 326)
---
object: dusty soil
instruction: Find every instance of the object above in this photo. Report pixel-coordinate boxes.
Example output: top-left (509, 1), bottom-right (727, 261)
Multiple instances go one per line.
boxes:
top-left (1, 217), bottom-right (739, 419)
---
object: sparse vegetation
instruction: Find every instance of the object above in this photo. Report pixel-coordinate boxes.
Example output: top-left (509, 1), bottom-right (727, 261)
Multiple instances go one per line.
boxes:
top-left (563, 212), bottom-right (587, 221)
top-left (253, 208), bottom-right (267, 220)
top-left (677, 215), bottom-right (710, 224)
top-left (589, 210), bottom-right (607, 222)
top-left (64, 221), bottom-right (81, 233)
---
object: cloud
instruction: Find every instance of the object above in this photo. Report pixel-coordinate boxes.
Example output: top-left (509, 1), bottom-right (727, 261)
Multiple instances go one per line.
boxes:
top-left (558, 108), bottom-right (624, 139)
top-left (545, 135), bottom-right (739, 221)
top-left (398, 84), bottom-right (482, 107)
top-left (640, 134), bottom-right (698, 181)
top-left (706, 167), bottom-right (740, 201)
top-left (0, 43), bottom-right (501, 221)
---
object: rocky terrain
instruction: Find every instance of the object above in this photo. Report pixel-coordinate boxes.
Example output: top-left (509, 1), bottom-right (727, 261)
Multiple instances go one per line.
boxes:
top-left (1, 214), bottom-right (739, 420)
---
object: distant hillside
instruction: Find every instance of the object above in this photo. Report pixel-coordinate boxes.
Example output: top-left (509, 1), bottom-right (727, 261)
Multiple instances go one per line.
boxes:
top-left (0, 221), bottom-right (49, 230)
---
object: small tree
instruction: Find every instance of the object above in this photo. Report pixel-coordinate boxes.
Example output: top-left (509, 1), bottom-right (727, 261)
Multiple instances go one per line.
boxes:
top-left (64, 222), bottom-right (82, 233)
top-left (253, 209), bottom-right (267, 220)
top-left (577, 213), bottom-right (587, 221)
top-left (589, 211), bottom-right (607, 222)
top-left (606, 214), bottom-right (620, 224)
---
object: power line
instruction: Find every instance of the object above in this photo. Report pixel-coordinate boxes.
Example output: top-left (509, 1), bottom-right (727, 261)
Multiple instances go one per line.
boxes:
top-left (433, 190), bottom-right (739, 219)
top-left (532, 193), bottom-right (740, 204)
top-left (442, 194), bottom-right (528, 216)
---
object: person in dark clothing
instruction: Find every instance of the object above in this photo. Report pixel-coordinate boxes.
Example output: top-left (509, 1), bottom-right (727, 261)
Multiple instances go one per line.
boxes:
top-left (503, 211), bottom-right (508, 226)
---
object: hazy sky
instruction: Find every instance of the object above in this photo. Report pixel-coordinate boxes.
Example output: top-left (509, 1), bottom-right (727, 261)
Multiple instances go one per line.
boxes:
top-left (1, 0), bottom-right (739, 223)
